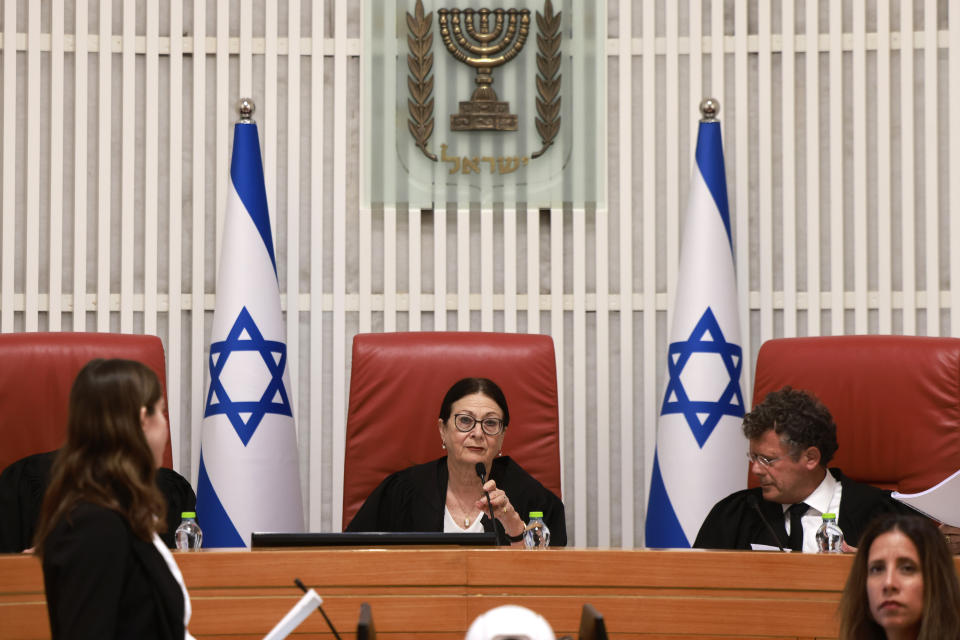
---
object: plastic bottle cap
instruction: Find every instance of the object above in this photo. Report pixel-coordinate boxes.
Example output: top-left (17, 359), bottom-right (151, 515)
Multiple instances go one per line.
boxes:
top-left (822, 513), bottom-right (836, 520)
top-left (181, 511), bottom-right (197, 518)
top-left (529, 511), bottom-right (544, 518)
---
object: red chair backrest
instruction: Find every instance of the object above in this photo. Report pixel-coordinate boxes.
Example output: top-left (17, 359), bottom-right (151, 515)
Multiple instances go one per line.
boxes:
top-left (342, 332), bottom-right (561, 530)
top-left (752, 335), bottom-right (960, 493)
top-left (0, 332), bottom-right (172, 472)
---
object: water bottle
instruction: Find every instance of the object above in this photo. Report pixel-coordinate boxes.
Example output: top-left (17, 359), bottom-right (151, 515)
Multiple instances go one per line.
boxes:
top-left (815, 513), bottom-right (843, 553)
top-left (175, 511), bottom-right (203, 551)
top-left (523, 511), bottom-right (550, 550)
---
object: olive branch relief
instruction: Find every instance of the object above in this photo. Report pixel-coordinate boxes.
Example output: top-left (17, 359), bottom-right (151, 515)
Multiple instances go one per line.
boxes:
top-left (532, 0), bottom-right (561, 159)
top-left (407, 0), bottom-right (437, 161)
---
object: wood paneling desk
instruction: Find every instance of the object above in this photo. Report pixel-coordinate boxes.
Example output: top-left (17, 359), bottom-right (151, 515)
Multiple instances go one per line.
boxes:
top-left (2, 547), bottom-right (932, 639)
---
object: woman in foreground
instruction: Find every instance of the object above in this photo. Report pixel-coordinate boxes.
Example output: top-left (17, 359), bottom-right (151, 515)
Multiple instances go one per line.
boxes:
top-left (838, 513), bottom-right (960, 640)
top-left (33, 359), bottom-right (194, 640)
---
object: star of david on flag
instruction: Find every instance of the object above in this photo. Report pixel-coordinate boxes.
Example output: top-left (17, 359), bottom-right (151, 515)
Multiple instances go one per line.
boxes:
top-left (195, 110), bottom-right (305, 547)
top-left (661, 307), bottom-right (743, 448)
top-left (205, 306), bottom-right (292, 446)
top-left (645, 104), bottom-right (746, 548)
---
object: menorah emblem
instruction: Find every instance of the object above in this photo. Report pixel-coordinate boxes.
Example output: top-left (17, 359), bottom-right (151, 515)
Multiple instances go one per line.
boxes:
top-left (437, 7), bottom-right (531, 131)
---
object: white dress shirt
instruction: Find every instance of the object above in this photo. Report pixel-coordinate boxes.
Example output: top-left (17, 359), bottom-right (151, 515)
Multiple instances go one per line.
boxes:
top-left (782, 470), bottom-right (843, 553)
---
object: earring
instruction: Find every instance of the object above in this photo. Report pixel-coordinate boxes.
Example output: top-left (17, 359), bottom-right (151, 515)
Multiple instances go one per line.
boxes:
top-left (498, 450), bottom-right (502, 456)
top-left (441, 441), bottom-right (447, 450)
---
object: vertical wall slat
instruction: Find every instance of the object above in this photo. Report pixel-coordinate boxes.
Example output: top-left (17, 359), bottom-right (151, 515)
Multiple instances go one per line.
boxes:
top-left (72, 1), bottom-right (89, 331)
top-left (169, 0), bottom-right (185, 474)
top-left (265, 0), bottom-right (278, 245)
top-left (758, 1), bottom-right (773, 341)
top-left (877, 2), bottom-right (892, 333)
top-left (782, 1), bottom-right (797, 337)
top-left (595, 203), bottom-right (610, 547)
top-left (216, 0), bottom-right (230, 269)
top-left (617, 0), bottom-right (635, 548)
top-left (852, 3), bottom-right (867, 332)
top-left (640, 0), bottom-right (658, 542)
top-left (384, 206), bottom-right (397, 331)
top-left (828, 0), bottom-right (844, 335)
top-left (480, 207), bottom-right (493, 331)
top-left (25, 0), bottom-right (40, 331)
top-left (119, 0), bottom-right (135, 333)
top-left (923, 0), bottom-right (940, 335)
top-left (1, 0), bottom-right (16, 332)
top-left (457, 204), bottom-right (469, 330)
top-left (331, 0), bottom-right (349, 529)
top-left (287, 0), bottom-right (302, 421)
top-left (190, 0), bottom-right (208, 479)
top-left (408, 205), bottom-right (421, 331)
top-left (805, 0), bottom-right (821, 336)
top-left (572, 203), bottom-right (587, 545)
top-left (525, 205), bottom-right (538, 333)
top-left (96, 0), bottom-right (111, 331)
top-left (899, 1), bottom-right (916, 334)
top-left (734, 0), bottom-right (751, 391)
top-left (358, 205), bottom-right (371, 333)
top-left (952, 0), bottom-right (960, 335)
top-left (665, 1), bottom-right (679, 327)
top-left (144, 0), bottom-right (159, 336)
top-left (433, 204), bottom-right (447, 328)
top-left (549, 205), bottom-right (566, 537)
top-left (457, 204), bottom-right (470, 330)
top-left (503, 206), bottom-right (516, 333)
top-left (49, 0), bottom-right (65, 331)
top-left (308, 0), bottom-right (326, 530)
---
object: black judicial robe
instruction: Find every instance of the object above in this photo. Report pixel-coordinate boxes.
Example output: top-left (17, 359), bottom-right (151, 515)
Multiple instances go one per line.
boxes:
top-left (693, 468), bottom-right (910, 550)
top-left (0, 450), bottom-right (196, 553)
top-left (43, 502), bottom-right (185, 640)
top-left (346, 456), bottom-right (567, 546)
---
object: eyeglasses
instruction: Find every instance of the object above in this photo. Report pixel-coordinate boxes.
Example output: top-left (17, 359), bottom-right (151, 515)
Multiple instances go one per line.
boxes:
top-left (452, 413), bottom-right (505, 436)
top-left (746, 452), bottom-right (781, 467)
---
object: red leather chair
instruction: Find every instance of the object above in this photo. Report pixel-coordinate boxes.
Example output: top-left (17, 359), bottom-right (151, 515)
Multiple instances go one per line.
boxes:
top-left (752, 335), bottom-right (960, 493)
top-left (0, 332), bottom-right (173, 473)
top-left (342, 332), bottom-right (561, 530)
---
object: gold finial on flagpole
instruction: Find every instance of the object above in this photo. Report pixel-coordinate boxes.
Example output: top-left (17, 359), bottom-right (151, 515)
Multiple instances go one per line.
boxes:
top-left (699, 98), bottom-right (719, 122)
top-left (237, 97), bottom-right (256, 123)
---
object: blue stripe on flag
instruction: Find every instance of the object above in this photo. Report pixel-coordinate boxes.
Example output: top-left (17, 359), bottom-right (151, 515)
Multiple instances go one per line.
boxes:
top-left (644, 452), bottom-right (690, 548)
top-left (694, 121), bottom-right (732, 246)
top-left (230, 122), bottom-right (278, 275)
top-left (195, 453), bottom-right (246, 548)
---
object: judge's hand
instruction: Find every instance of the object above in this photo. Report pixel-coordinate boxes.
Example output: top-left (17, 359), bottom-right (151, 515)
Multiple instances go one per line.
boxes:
top-left (940, 524), bottom-right (960, 555)
top-left (476, 479), bottom-right (526, 541)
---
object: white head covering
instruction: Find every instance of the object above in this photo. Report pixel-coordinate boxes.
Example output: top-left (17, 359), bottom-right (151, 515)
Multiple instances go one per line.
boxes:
top-left (464, 605), bottom-right (556, 640)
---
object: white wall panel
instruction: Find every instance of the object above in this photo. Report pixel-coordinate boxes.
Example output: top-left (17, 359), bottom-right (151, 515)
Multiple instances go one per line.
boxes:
top-left (0, 0), bottom-right (957, 548)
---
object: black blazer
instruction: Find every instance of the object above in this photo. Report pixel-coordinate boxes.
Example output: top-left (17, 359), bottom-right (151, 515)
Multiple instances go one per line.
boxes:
top-left (346, 456), bottom-right (567, 546)
top-left (693, 468), bottom-right (912, 550)
top-left (42, 502), bottom-right (185, 640)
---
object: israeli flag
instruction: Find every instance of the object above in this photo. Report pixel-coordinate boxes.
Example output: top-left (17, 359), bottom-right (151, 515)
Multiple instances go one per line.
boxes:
top-left (645, 108), bottom-right (746, 547)
top-left (195, 117), bottom-right (305, 547)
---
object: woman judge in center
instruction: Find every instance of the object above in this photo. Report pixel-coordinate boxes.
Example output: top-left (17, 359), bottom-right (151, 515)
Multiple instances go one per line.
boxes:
top-left (346, 377), bottom-right (566, 546)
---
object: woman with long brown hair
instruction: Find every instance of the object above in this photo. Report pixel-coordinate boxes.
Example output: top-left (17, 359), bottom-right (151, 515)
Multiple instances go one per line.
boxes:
top-left (838, 513), bottom-right (960, 640)
top-left (34, 359), bottom-right (194, 640)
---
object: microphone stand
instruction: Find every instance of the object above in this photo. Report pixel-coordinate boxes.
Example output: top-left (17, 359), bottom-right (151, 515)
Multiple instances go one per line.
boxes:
top-left (747, 495), bottom-right (787, 552)
top-left (294, 578), bottom-right (343, 639)
top-left (475, 462), bottom-right (505, 546)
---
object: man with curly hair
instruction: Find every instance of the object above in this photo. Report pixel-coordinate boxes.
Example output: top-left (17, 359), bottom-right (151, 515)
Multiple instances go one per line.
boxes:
top-left (694, 387), bottom-right (908, 552)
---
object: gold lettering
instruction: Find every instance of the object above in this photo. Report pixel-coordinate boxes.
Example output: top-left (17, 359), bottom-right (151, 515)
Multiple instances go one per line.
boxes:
top-left (441, 144), bottom-right (460, 174)
top-left (461, 157), bottom-right (481, 174)
top-left (481, 156), bottom-right (497, 173)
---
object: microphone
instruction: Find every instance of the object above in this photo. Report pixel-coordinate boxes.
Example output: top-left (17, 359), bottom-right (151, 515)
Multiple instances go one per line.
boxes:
top-left (747, 494), bottom-right (786, 552)
top-left (294, 578), bottom-right (342, 639)
top-left (475, 462), bottom-right (504, 545)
